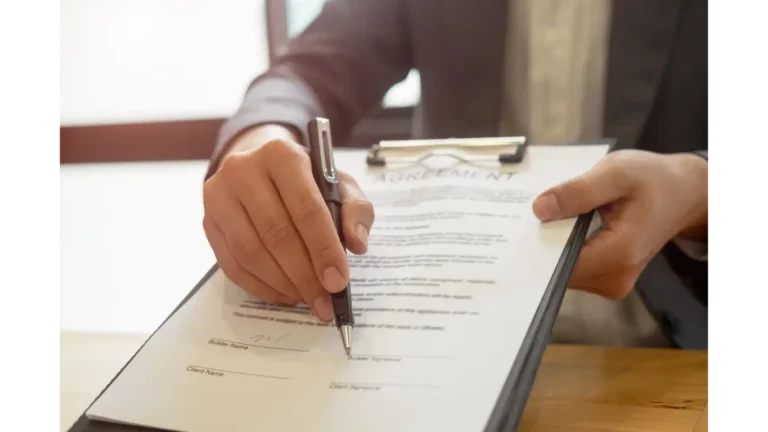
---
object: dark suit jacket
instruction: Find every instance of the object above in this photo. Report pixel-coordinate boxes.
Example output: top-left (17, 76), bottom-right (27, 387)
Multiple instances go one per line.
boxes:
top-left (209, 0), bottom-right (708, 349)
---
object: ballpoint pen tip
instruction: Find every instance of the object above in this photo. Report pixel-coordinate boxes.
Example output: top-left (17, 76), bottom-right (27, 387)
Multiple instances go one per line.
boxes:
top-left (340, 324), bottom-right (352, 355)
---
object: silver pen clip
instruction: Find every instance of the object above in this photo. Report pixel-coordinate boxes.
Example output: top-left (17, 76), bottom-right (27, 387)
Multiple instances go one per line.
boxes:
top-left (315, 118), bottom-right (338, 183)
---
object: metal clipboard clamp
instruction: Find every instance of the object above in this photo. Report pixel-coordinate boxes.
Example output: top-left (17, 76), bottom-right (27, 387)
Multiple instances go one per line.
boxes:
top-left (366, 136), bottom-right (527, 167)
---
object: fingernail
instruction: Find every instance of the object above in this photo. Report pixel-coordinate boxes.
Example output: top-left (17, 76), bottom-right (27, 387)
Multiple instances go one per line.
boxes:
top-left (533, 194), bottom-right (560, 221)
top-left (355, 224), bottom-right (369, 247)
top-left (323, 267), bottom-right (347, 293)
top-left (278, 295), bottom-right (297, 305)
top-left (312, 296), bottom-right (334, 321)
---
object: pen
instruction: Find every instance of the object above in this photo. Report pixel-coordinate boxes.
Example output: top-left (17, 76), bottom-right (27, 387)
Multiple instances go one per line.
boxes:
top-left (307, 117), bottom-right (354, 355)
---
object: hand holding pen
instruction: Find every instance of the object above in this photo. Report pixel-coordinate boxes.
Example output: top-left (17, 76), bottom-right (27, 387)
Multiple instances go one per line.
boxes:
top-left (201, 122), bottom-right (374, 331)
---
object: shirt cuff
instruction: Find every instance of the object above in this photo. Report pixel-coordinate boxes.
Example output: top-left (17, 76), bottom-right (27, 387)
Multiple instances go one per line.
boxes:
top-left (672, 236), bottom-right (708, 262)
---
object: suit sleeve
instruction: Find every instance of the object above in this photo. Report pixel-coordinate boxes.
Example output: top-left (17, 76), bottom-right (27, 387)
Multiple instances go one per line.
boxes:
top-left (206, 0), bottom-right (413, 178)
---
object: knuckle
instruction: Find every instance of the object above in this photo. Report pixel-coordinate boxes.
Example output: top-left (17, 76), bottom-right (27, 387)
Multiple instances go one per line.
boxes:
top-left (230, 239), bottom-right (264, 266)
top-left (260, 138), bottom-right (288, 153)
top-left (219, 154), bottom-right (255, 186)
top-left (602, 152), bottom-right (639, 190)
top-left (294, 150), bottom-right (312, 168)
top-left (605, 161), bottom-right (631, 183)
top-left (261, 218), bottom-right (294, 249)
top-left (220, 152), bottom-right (247, 172)
top-left (572, 175), bottom-right (598, 198)
top-left (257, 139), bottom-right (310, 169)
top-left (314, 242), bottom-right (341, 265)
top-left (260, 139), bottom-right (303, 160)
top-left (556, 176), bottom-right (596, 210)
top-left (292, 192), bottom-right (322, 223)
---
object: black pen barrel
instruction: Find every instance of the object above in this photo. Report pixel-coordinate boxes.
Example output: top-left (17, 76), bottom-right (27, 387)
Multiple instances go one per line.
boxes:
top-left (307, 117), bottom-right (354, 329)
top-left (327, 200), bottom-right (354, 326)
top-left (332, 289), bottom-right (353, 325)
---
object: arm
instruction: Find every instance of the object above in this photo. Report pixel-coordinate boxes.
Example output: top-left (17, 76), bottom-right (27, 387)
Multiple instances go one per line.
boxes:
top-left (207, 0), bottom-right (413, 178)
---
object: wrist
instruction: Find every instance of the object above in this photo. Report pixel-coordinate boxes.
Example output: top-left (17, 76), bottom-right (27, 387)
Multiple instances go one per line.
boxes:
top-left (670, 153), bottom-right (708, 239)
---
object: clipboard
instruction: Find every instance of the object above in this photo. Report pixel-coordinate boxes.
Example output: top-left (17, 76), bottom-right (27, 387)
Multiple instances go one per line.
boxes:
top-left (67, 139), bottom-right (615, 432)
top-left (366, 136), bottom-right (528, 167)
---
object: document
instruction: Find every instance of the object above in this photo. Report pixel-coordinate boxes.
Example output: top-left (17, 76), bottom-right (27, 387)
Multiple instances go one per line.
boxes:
top-left (86, 145), bottom-right (610, 432)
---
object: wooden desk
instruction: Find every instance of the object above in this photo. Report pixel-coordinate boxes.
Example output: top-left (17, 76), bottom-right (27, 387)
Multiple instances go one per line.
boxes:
top-left (60, 333), bottom-right (707, 432)
top-left (519, 345), bottom-right (708, 431)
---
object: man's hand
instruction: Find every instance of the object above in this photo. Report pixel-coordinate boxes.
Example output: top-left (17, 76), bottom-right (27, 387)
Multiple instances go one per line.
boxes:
top-left (202, 124), bottom-right (374, 321)
top-left (532, 149), bottom-right (708, 300)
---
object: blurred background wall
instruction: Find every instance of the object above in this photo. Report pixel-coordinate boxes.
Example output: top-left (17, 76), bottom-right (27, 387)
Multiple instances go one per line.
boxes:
top-left (60, 0), bottom-right (419, 163)
top-left (61, 0), bottom-right (270, 126)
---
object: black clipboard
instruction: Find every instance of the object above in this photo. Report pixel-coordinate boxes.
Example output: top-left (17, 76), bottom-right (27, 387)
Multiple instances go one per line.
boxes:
top-left (67, 140), bottom-right (614, 432)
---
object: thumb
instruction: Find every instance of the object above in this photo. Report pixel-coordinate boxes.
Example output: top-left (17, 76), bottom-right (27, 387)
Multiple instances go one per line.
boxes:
top-left (532, 163), bottom-right (631, 222)
top-left (338, 172), bottom-right (375, 255)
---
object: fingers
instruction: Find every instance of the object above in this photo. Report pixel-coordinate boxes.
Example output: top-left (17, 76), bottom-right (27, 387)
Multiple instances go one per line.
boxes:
top-left (248, 174), bottom-right (331, 306)
top-left (224, 161), bottom-right (330, 315)
top-left (338, 171), bottom-right (374, 255)
top-left (203, 215), bottom-right (297, 305)
top-left (203, 135), bottom-right (372, 322)
top-left (532, 157), bottom-right (633, 222)
top-left (263, 141), bottom-right (350, 294)
top-left (203, 179), bottom-right (303, 303)
top-left (569, 268), bottom-right (638, 301)
top-left (567, 219), bottom-right (646, 300)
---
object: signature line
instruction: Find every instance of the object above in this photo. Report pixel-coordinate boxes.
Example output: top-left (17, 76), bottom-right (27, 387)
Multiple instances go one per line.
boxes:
top-left (210, 337), bottom-right (309, 353)
top-left (331, 381), bottom-right (438, 388)
top-left (189, 364), bottom-right (289, 380)
top-left (352, 353), bottom-right (452, 359)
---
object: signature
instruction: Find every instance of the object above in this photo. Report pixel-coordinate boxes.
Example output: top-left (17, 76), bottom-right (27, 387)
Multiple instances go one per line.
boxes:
top-left (250, 333), bottom-right (291, 344)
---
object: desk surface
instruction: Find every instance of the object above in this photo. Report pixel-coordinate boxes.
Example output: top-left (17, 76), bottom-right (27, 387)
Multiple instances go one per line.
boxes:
top-left (60, 152), bottom-right (375, 335)
top-left (61, 160), bottom-right (214, 335)
top-left (60, 333), bottom-right (708, 432)
top-left (519, 344), bottom-right (708, 432)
